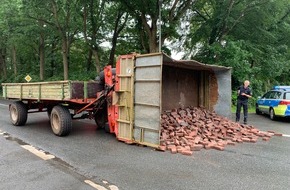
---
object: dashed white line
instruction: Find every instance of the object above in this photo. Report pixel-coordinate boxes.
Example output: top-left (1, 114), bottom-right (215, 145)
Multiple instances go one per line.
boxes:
top-left (84, 180), bottom-right (108, 190)
top-left (0, 131), bottom-right (118, 189)
top-left (109, 185), bottom-right (119, 190)
top-left (282, 134), bottom-right (290, 138)
top-left (21, 145), bottom-right (55, 160)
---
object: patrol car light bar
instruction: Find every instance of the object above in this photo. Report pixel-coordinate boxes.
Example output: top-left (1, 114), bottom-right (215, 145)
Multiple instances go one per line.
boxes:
top-left (272, 86), bottom-right (290, 91)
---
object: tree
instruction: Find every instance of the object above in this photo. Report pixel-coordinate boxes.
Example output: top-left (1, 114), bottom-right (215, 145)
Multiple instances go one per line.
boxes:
top-left (0, 0), bottom-right (22, 81)
top-left (116, 0), bottom-right (194, 53)
top-left (184, 0), bottom-right (290, 94)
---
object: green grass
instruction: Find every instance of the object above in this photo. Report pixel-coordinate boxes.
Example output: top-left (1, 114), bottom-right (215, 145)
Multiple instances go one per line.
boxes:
top-left (231, 106), bottom-right (255, 113)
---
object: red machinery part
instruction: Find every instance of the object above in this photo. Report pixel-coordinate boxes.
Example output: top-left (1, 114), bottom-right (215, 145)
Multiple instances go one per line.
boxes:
top-left (104, 65), bottom-right (118, 136)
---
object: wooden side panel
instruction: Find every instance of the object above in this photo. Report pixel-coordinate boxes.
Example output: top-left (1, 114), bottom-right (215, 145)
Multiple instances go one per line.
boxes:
top-left (115, 56), bottom-right (135, 142)
top-left (2, 81), bottom-right (101, 101)
top-left (2, 81), bottom-right (73, 100)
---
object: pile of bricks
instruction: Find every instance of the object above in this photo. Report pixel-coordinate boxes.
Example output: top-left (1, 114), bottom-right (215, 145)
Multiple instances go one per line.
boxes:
top-left (159, 107), bottom-right (277, 156)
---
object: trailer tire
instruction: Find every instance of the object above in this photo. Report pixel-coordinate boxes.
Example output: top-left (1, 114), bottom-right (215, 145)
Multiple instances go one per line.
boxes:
top-left (94, 110), bottom-right (108, 129)
top-left (104, 123), bottom-right (110, 133)
top-left (47, 106), bottom-right (53, 119)
top-left (9, 101), bottom-right (28, 126)
top-left (50, 105), bottom-right (72, 136)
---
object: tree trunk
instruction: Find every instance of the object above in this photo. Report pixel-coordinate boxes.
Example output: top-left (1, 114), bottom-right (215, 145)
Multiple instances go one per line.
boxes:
top-left (109, 34), bottom-right (117, 66)
top-left (0, 49), bottom-right (7, 80)
top-left (87, 49), bottom-right (93, 72)
top-left (49, 40), bottom-right (57, 78)
top-left (39, 31), bottom-right (45, 80)
top-left (92, 48), bottom-right (100, 73)
top-left (109, 12), bottom-right (128, 66)
top-left (12, 46), bottom-right (17, 78)
top-left (148, 34), bottom-right (158, 53)
top-left (140, 14), bottom-right (158, 53)
top-left (61, 37), bottom-right (69, 80)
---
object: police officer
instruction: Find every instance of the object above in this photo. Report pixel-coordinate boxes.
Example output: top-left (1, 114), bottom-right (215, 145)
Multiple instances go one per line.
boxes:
top-left (236, 80), bottom-right (252, 124)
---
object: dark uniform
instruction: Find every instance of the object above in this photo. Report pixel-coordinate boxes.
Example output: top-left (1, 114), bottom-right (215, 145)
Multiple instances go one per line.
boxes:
top-left (236, 85), bottom-right (252, 124)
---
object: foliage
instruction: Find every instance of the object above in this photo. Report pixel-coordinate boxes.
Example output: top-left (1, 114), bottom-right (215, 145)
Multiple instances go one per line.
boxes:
top-left (184, 0), bottom-right (290, 102)
top-left (0, 0), bottom-right (289, 107)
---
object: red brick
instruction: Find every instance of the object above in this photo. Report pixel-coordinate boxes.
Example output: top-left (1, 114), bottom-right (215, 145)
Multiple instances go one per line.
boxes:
top-left (274, 133), bottom-right (283, 136)
top-left (158, 146), bottom-right (166, 151)
top-left (241, 137), bottom-right (251, 142)
top-left (177, 147), bottom-right (184, 153)
top-left (169, 132), bottom-right (175, 137)
top-left (171, 147), bottom-right (177, 154)
top-left (160, 107), bottom-right (274, 156)
top-left (181, 150), bottom-right (193, 156)
top-left (200, 141), bottom-right (209, 146)
top-left (250, 138), bottom-right (258, 143)
top-left (184, 145), bottom-right (191, 151)
top-left (176, 132), bottom-right (184, 137)
top-left (191, 144), bottom-right (204, 151)
top-left (189, 130), bottom-right (197, 137)
top-left (217, 141), bottom-right (226, 146)
top-left (227, 140), bottom-right (236, 145)
top-left (236, 139), bottom-right (243, 143)
top-left (262, 137), bottom-right (270, 141)
top-left (204, 143), bottom-right (214, 149)
top-left (167, 145), bottom-right (176, 150)
top-left (181, 137), bottom-right (189, 144)
top-left (194, 136), bottom-right (201, 144)
top-left (184, 135), bottom-right (194, 140)
top-left (213, 145), bottom-right (225, 151)
top-left (174, 139), bottom-right (180, 146)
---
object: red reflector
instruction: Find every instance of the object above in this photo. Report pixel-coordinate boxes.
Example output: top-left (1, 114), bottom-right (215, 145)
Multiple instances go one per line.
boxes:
top-left (106, 71), bottom-right (111, 77)
top-left (279, 100), bottom-right (290, 105)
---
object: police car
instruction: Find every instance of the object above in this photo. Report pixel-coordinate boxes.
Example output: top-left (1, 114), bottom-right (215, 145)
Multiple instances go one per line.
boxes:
top-left (256, 86), bottom-right (290, 120)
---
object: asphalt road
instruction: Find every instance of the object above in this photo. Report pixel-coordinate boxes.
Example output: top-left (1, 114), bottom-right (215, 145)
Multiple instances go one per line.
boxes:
top-left (0, 99), bottom-right (290, 190)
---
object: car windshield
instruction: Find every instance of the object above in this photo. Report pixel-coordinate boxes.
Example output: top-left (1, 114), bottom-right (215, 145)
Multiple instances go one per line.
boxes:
top-left (262, 91), bottom-right (272, 98)
top-left (262, 91), bottom-right (280, 99)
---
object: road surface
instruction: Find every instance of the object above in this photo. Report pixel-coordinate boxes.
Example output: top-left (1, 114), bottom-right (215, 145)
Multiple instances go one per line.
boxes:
top-left (0, 99), bottom-right (290, 190)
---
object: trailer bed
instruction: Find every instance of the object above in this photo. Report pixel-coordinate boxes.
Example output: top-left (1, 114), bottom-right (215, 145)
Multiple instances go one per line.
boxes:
top-left (2, 80), bottom-right (102, 101)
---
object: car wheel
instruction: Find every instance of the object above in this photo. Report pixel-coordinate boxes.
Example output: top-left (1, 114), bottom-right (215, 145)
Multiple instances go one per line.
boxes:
top-left (255, 104), bottom-right (261, 115)
top-left (269, 108), bottom-right (276, 120)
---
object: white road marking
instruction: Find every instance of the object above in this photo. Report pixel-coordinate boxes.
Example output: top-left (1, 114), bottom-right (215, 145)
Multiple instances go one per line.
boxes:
top-left (84, 180), bottom-right (108, 190)
top-left (0, 103), bottom-right (8, 107)
top-left (21, 145), bottom-right (55, 160)
top-left (0, 131), bottom-right (118, 189)
top-left (282, 134), bottom-right (290, 138)
top-left (109, 185), bottom-right (119, 190)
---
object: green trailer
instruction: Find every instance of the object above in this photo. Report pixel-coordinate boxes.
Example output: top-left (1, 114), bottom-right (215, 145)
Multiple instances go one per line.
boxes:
top-left (1, 80), bottom-right (112, 136)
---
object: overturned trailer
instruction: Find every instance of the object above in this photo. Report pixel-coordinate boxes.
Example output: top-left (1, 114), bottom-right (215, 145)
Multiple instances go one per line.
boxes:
top-left (112, 53), bottom-right (232, 148)
top-left (2, 53), bottom-right (231, 148)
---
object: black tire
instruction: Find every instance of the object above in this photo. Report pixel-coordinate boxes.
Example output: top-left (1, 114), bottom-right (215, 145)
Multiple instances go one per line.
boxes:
top-left (94, 110), bottom-right (108, 129)
top-left (255, 104), bottom-right (261, 115)
top-left (47, 106), bottom-right (53, 119)
top-left (9, 101), bottom-right (28, 126)
top-left (104, 123), bottom-right (111, 133)
top-left (269, 108), bottom-right (276, 120)
top-left (50, 105), bottom-right (72, 136)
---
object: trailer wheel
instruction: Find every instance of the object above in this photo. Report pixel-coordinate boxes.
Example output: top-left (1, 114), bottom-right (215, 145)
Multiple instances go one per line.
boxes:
top-left (47, 106), bottom-right (53, 119)
top-left (9, 101), bottom-right (28, 126)
top-left (50, 105), bottom-right (72, 136)
top-left (104, 123), bottom-right (110, 133)
top-left (94, 110), bottom-right (108, 129)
